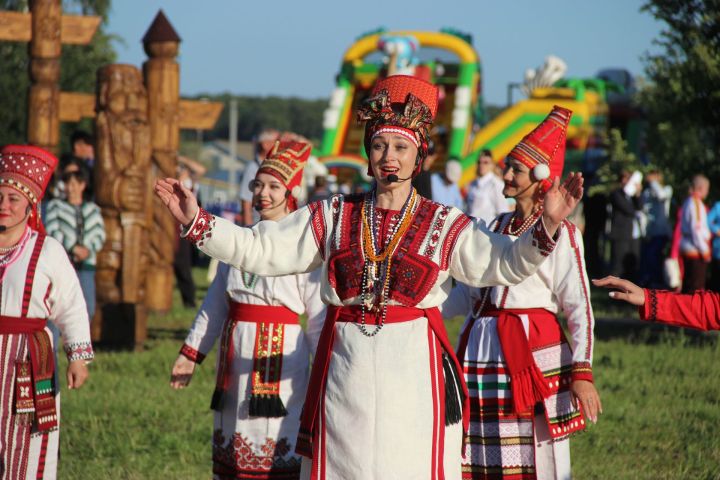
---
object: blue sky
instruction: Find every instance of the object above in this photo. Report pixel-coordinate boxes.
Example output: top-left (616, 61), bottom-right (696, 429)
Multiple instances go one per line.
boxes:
top-left (106, 0), bottom-right (665, 106)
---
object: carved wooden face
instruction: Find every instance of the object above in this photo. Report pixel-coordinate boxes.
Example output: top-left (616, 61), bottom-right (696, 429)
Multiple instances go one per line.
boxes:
top-left (100, 68), bottom-right (148, 121)
top-left (0, 185), bottom-right (31, 233)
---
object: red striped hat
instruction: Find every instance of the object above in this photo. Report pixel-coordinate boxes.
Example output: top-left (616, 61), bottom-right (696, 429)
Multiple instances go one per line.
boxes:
top-left (507, 105), bottom-right (572, 191)
top-left (257, 141), bottom-right (311, 211)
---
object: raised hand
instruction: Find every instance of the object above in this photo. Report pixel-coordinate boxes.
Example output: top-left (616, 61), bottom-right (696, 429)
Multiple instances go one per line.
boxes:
top-left (591, 276), bottom-right (645, 306)
top-left (154, 178), bottom-right (199, 227)
top-left (542, 172), bottom-right (584, 234)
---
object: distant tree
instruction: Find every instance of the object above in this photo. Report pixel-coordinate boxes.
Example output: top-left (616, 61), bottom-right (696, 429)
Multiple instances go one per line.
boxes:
top-left (588, 128), bottom-right (645, 197)
top-left (639, 0), bottom-right (720, 192)
top-left (185, 94), bottom-right (327, 145)
top-left (0, 0), bottom-right (117, 150)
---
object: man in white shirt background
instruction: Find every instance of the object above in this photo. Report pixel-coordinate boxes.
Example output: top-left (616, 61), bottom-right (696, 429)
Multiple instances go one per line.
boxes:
top-left (465, 149), bottom-right (510, 224)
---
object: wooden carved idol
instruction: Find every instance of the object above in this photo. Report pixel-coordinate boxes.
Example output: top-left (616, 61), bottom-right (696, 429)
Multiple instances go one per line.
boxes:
top-left (93, 64), bottom-right (153, 346)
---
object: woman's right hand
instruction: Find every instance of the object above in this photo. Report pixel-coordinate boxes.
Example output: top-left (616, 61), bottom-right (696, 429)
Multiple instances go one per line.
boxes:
top-left (154, 178), bottom-right (199, 227)
top-left (170, 354), bottom-right (196, 389)
top-left (592, 276), bottom-right (645, 306)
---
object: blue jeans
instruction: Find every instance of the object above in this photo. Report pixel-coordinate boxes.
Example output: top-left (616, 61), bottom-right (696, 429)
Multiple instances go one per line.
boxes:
top-left (77, 268), bottom-right (96, 320)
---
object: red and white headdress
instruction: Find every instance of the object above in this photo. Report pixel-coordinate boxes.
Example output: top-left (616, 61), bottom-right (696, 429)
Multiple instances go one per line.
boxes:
top-left (507, 105), bottom-right (572, 191)
top-left (357, 75), bottom-right (439, 176)
top-left (0, 145), bottom-right (58, 231)
top-left (257, 141), bottom-right (311, 211)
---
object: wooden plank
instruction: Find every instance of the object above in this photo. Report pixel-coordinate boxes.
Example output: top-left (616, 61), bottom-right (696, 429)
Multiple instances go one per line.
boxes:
top-left (178, 99), bottom-right (224, 130)
top-left (0, 11), bottom-right (31, 42)
top-left (59, 91), bottom-right (95, 121)
top-left (61, 14), bottom-right (100, 45)
top-left (0, 11), bottom-right (99, 44)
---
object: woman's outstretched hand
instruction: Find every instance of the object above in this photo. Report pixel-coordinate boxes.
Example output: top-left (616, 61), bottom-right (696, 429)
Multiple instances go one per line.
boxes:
top-left (542, 172), bottom-right (584, 236)
top-left (592, 276), bottom-right (646, 306)
top-left (154, 178), bottom-right (199, 227)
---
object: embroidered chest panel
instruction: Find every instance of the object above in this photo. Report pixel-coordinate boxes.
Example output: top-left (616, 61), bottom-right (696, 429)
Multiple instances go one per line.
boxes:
top-left (326, 195), bottom-right (453, 305)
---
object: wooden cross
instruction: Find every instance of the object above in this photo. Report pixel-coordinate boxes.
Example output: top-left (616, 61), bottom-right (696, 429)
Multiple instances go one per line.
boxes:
top-left (0, 0), bottom-right (100, 153)
top-left (0, 2), bottom-right (221, 154)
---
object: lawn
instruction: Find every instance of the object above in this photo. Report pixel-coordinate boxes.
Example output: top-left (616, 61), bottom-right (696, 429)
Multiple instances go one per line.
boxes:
top-left (57, 269), bottom-right (720, 479)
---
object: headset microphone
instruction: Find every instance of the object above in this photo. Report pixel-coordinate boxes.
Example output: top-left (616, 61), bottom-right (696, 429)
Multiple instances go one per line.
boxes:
top-left (386, 174), bottom-right (412, 183)
top-left (0, 209), bottom-right (31, 233)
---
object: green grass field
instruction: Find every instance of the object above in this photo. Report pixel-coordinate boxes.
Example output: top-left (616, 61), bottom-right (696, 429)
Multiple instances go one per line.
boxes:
top-left (57, 269), bottom-right (720, 479)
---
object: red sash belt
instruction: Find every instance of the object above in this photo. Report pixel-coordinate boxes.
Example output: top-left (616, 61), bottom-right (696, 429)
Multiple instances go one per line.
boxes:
top-left (228, 302), bottom-right (300, 324)
top-left (0, 315), bottom-right (57, 432)
top-left (211, 302), bottom-right (299, 413)
top-left (296, 304), bottom-right (470, 459)
top-left (457, 307), bottom-right (555, 415)
top-left (0, 315), bottom-right (46, 334)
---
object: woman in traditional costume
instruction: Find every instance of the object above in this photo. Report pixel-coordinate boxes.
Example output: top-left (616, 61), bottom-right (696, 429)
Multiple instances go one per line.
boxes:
top-left (170, 142), bottom-right (325, 480)
top-left (594, 275), bottom-right (720, 331)
top-left (156, 75), bottom-right (584, 479)
top-left (0, 145), bottom-right (93, 479)
top-left (442, 106), bottom-right (601, 479)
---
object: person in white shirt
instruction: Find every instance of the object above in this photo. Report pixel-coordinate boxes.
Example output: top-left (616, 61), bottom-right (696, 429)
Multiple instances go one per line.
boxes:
top-left (679, 174), bottom-right (711, 292)
top-left (465, 149), bottom-right (510, 224)
top-left (171, 141), bottom-right (325, 479)
top-left (430, 158), bottom-right (464, 209)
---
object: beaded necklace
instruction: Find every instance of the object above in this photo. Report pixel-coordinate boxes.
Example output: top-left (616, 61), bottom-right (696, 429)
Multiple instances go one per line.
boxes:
top-left (0, 227), bottom-right (31, 283)
top-left (241, 272), bottom-right (258, 289)
top-left (358, 188), bottom-right (418, 337)
top-left (0, 242), bottom-right (21, 254)
top-left (506, 208), bottom-right (543, 236)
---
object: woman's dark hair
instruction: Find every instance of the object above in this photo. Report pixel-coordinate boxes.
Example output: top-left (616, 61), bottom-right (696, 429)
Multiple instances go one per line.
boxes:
top-left (61, 158), bottom-right (92, 201)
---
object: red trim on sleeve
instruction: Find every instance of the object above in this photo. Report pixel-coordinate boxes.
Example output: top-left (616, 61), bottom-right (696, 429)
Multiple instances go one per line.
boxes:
top-left (183, 208), bottom-right (215, 247)
top-left (308, 200), bottom-right (327, 260)
top-left (565, 221), bottom-right (593, 362)
top-left (571, 361), bottom-right (594, 383)
top-left (440, 214), bottom-right (471, 270)
top-left (180, 343), bottom-right (206, 364)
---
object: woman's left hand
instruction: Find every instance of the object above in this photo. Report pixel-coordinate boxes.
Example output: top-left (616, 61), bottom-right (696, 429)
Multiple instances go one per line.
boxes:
top-left (542, 172), bottom-right (584, 234)
top-left (67, 360), bottom-right (89, 389)
top-left (570, 379), bottom-right (601, 424)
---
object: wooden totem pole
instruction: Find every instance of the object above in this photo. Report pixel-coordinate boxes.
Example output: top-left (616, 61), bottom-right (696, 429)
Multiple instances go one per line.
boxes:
top-left (93, 65), bottom-right (153, 347)
top-left (143, 11), bottom-right (181, 313)
top-left (0, 0), bottom-right (100, 153)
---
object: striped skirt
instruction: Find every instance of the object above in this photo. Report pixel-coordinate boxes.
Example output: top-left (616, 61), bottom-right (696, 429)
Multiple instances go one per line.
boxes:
top-left (459, 314), bottom-right (582, 480)
top-left (0, 333), bottom-right (59, 480)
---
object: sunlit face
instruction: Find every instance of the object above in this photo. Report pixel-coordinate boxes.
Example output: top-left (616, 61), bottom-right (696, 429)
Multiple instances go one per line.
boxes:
top-left (368, 133), bottom-right (419, 188)
top-left (476, 154), bottom-right (493, 177)
top-left (502, 157), bottom-right (539, 200)
top-left (250, 172), bottom-right (290, 220)
top-left (0, 185), bottom-right (31, 232)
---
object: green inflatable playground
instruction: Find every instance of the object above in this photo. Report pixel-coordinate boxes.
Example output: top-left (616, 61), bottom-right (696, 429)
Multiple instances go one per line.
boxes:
top-left (317, 28), bottom-right (643, 188)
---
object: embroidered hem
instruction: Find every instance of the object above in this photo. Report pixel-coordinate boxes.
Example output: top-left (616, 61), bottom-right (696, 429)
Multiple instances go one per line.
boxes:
top-left (530, 217), bottom-right (558, 257)
top-left (182, 208), bottom-right (215, 246)
top-left (64, 341), bottom-right (94, 362)
top-left (571, 361), bottom-right (594, 383)
top-left (180, 343), bottom-right (206, 364)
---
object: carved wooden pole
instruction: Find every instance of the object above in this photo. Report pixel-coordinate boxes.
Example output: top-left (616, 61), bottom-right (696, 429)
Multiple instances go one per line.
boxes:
top-left (142, 11), bottom-right (181, 312)
top-left (93, 64), bottom-right (153, 348)
top-left (28, 0), bottom-right (61, 153)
